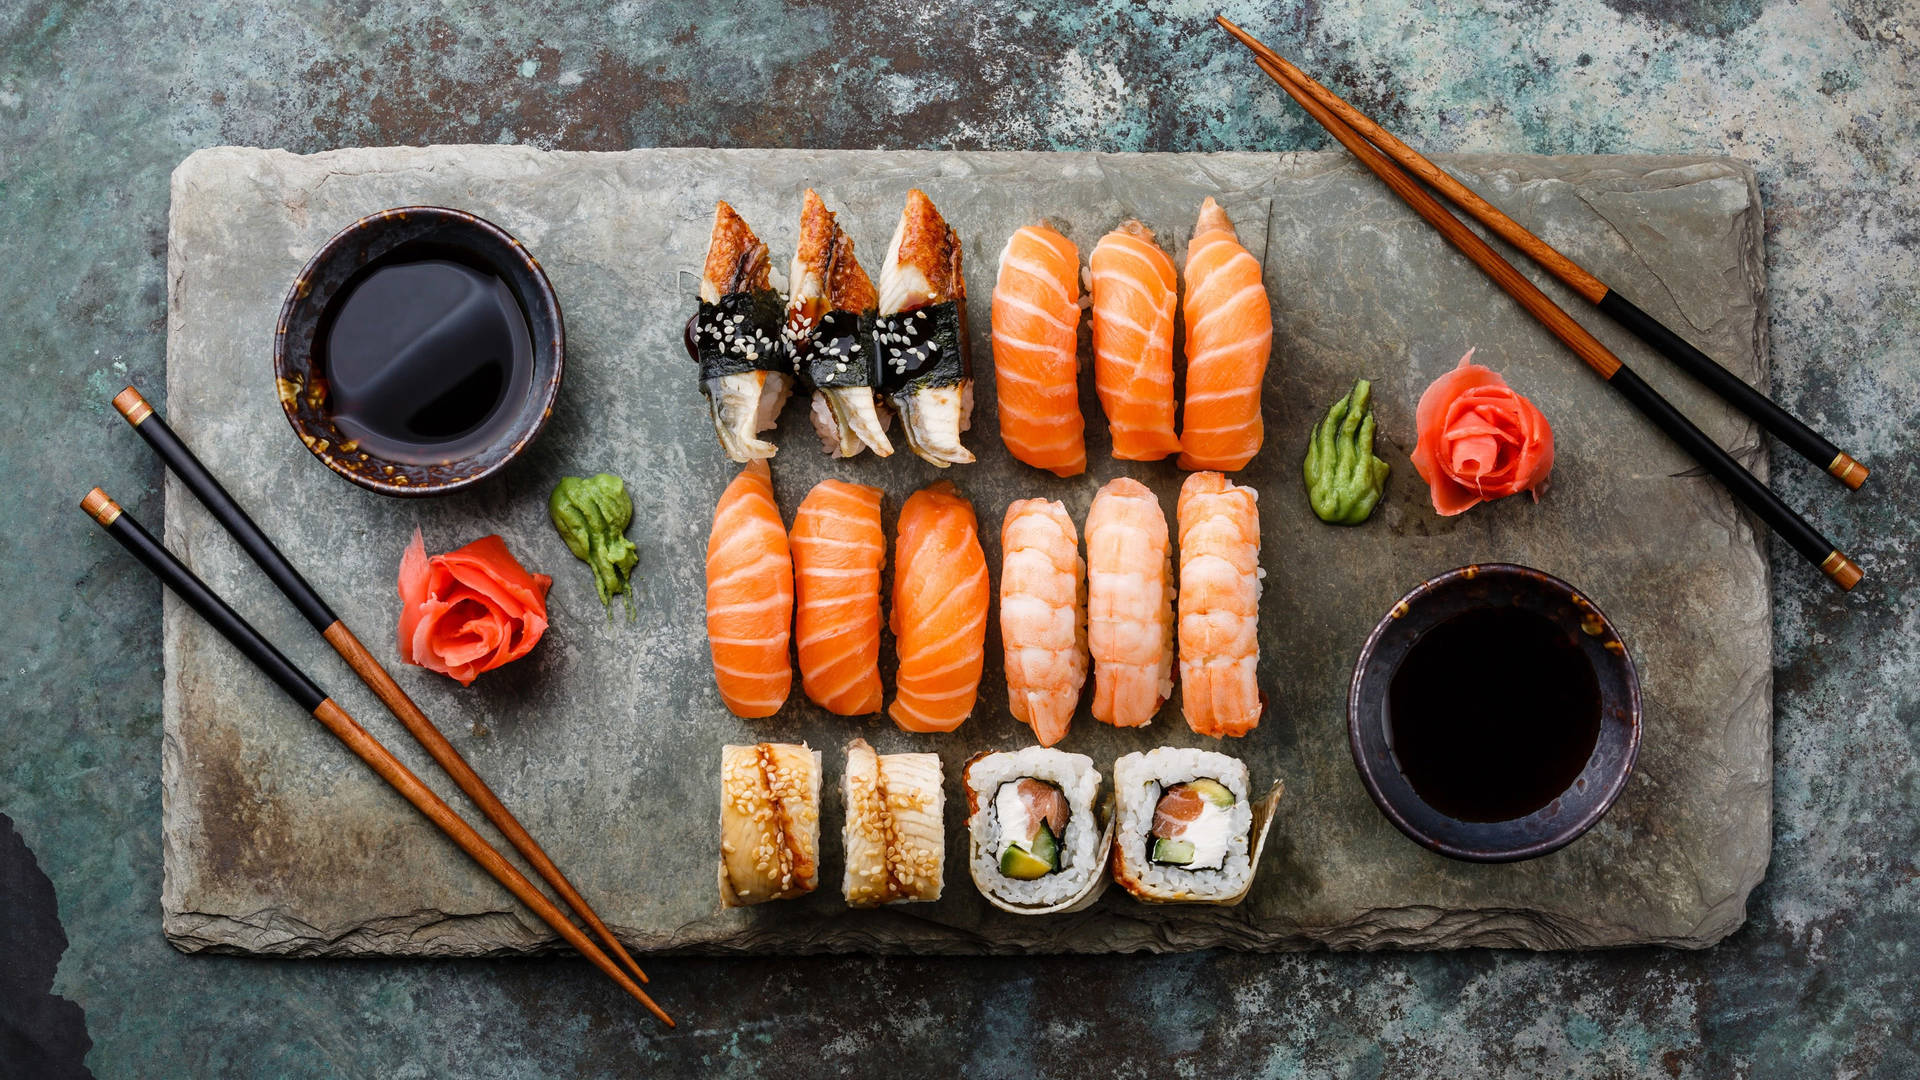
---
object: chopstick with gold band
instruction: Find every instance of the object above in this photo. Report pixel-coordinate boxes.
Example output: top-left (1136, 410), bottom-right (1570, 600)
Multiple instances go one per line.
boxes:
top-left (1217, 22), bottom-right (1861, 591)
top-left (1216, 16), bottom-right (1868, 492)
top-left (110, 386), bottom-right (652, 991)
top-left (79, 489), bottom-right (672, 1027)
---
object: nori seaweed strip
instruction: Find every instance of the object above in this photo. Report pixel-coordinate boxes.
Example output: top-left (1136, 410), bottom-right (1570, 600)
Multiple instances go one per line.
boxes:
top-left (875, 300), bottom-right (968, 395)
top-left (790, 308), bottom-right (878, 390)
top-left (683, 288), bottom-right (789, 380)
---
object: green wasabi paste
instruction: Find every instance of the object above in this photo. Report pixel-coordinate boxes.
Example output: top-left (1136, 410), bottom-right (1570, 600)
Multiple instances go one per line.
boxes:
top-left (1303, 379), bottom-right (1390, 526)
top-left (549, 473), bottom-right (639, 614)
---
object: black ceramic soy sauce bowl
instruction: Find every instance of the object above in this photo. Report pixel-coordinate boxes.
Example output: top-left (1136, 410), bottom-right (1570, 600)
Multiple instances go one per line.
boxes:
top-left (1348, 563), bottom-right (1641, 863)
top-left (273, 206), bottom-right (564, 497)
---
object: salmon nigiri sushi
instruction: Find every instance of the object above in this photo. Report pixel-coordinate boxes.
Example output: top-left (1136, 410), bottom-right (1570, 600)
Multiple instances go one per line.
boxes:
top-left (876, 189), bottom-right (974, 467)
top-left (999, 499), bottom-right (1088, 746)
top-left (991, 224), bottom-right (1085, 477)
top-left (786, 189), bottom-right (893, 459)
top-left (1090, 222), bottom-right (1182, 462)
top-left (705, 460), bottom-right (793, 717)
top-left (688, 202), bottom-right (792, 462)
top-left (890, 482), bottom-right (990, 732)
top-left (790, 479), bottom-right (885, 716)
top-left (1178, 198), bottom-right (1272, 472)
top-left (1084, 477), bottom-right (1174, 727)
top-left (1176, 472), bottom-right (1263, 737)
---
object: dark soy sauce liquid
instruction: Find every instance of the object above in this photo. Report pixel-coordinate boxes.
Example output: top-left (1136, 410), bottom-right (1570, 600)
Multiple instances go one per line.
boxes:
top-left (319, 253), bottom-right (532, 464)
top-left (1388, 607), bottom-right (1602, 822)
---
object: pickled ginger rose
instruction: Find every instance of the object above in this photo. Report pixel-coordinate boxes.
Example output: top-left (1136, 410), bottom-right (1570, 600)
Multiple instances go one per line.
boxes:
top-left (1410, 350), bottom-right (1554, 516)
top-left (398, 529), bottom-right (552, 685)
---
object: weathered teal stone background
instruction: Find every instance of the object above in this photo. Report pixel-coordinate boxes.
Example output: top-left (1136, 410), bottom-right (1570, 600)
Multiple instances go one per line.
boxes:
top-left (0, 0), bottom-right (1913, 1076)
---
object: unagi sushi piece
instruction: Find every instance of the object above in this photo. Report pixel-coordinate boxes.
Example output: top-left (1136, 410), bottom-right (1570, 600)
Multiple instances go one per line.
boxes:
top-left (999, 498), bottom-right (1087, 747)
top-left (687, 202), bottom-right (792, 462)
top-left (705, 460), bottom-right (793, 718)
top-left (876, 189), bottom-right (974, 467)
top-left (889, 481), bottom-right (989, 732)
top-left (785, 189), bottom-right (893, 459)
top-left (1176, 472), bottom-right (1263, 737)
top-left (991, 224), bottom-right (1086, 476)
top-left (719, 742), bottom-right (822, 907)
top-left (1089, 222), bottom-right (1182, 461)
top-left (1178, 198), bottom-right (1272, 472)
top-left (1084, 477), bottom-right (1174, 728)
top-left (790, 479), bottom-right (885, 716)
top-left (842, 738), bottom-right (945, 907)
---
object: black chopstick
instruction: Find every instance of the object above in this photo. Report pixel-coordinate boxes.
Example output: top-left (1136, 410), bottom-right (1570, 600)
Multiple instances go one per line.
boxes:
top-left (109, 385), bottom-right (654, 990)
top-left (1224, 40), bottom-right (1862, 590)
top-left (1216, 16), bottom-right (1868, 491)
top-left (79, 488), bottom-right (673, 1026)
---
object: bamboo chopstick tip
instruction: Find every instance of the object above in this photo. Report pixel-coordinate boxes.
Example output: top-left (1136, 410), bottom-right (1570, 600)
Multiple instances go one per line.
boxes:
top-left (1829, 453), bottom-right (1869, 491)
top-left (80, 488), bottom-right (122, 526)
top-left (112, 386), bottom-right (154, 425)
top-left (1821, 551), bottom-right (1863, 591)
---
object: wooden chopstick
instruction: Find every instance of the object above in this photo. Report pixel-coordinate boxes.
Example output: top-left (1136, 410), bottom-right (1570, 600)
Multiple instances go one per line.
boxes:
top-left (80, 489), bottom-right (673, 1027)
top-left (111, 386), bottom-right (652, 990)
top-left (1216, 15), bottom-right (1869, 491)
top-left (1217, 28), bottom-right (1862, 590)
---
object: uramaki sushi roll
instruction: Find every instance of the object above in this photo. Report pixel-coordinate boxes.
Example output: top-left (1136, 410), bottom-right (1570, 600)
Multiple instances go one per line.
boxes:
top-left (964, 748), bottom-right (1112, 915)
top-left (718, 742), bottom-right (822, 908)
top-left (842, 739), bottom-right (945, 907)
top-left (1111, 747), bottom-right (1283, 905)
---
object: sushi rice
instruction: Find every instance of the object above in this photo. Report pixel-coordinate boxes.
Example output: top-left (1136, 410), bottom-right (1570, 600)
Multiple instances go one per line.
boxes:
top-left (966, 747), bottom-right (1106, 910)
top-left (1113, 747), bottom-right (1257, 904)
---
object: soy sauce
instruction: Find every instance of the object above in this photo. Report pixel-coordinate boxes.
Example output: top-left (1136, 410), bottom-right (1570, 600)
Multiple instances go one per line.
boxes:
top-left (1387, 606), bottom-right (1601, 822)
top-left (319, 253), bottom-right (532, 464)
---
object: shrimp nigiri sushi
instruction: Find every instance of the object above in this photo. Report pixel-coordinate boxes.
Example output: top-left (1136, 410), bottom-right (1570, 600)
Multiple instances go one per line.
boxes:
top-left (991, 224), bottom-right (1085, 476)
top-left (890, 482), bottom-right (989, 732)
top-left (999, 499), bottom-right (1088, 746)
top-left (1084, 477), bottom-right (1174, 727)
top-left (876, 189), bottom-right (974, 467)
top-left (687, 202), bottom-right (792, 462)
top-left (786, 189), bottom-right (893, 459)
top-left (705, 460), bottom-right (793, 717)
top-left (1178, 198), bottom-right (1272, 472)
top-left (1176, 471), bottom-right (1263, 737)
top-left (790, 478), bottom-right (885, 716)
top-left (1090, 222), bottom-right (1182, 462)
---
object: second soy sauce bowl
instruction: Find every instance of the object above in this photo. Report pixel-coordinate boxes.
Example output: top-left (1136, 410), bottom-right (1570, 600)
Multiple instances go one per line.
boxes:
top-left (1347, 563), bottom-right (1642, 863)
top-left (273, 206), bottom-right (564, 497)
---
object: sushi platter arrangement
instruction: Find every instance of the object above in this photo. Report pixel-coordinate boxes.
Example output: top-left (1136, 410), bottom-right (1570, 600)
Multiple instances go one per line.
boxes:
top-left (116, 23), bottom-right (1871, 1020)
top-left (144, 142), bottom-right (1782, 975)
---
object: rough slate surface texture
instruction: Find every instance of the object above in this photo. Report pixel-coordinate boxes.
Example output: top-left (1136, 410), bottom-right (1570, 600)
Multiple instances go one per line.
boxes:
top-left (162, 145), bottom-right (1771, 957)
top-left (2, 0), bottom-right (1915, 1076)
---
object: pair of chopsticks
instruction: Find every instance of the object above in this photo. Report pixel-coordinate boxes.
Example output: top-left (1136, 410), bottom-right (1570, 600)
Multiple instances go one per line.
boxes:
top-left (1217, 18), bottom-right (1865, 591)
top-left (86, 388), bottom-right (672, 1027)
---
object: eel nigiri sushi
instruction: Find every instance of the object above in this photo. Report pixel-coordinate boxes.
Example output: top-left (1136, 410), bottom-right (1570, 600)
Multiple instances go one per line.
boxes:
top-left (705, 460), bottom-right (793, 717)
top-left (1178, 198), bottom-right (1272, 472)
top-left (890, 481), bottom-right (989, 732)
top-left (999, 499), bottom-right (1087, 747)
top-left (786, 189), bottom-right (894, 459)
top-left (1084, 477), bottom-right (1174, 728)
top-left (876, 189), bottom-right (974, 467)
top-left (991, 224), bottom-right (1086, 476)
top-left (790, 478), bottom-right (885, 716)
top-left (1089, 222), bottom-right (1182, 462)
top-left (687, 202), bottom-right (792, 462)
top-left (719, 742), bottom-right (821, 907)
top-left (843, 738), bottom-right (946, 907)
top-left (1176, 471), bottom-right (1263, 737)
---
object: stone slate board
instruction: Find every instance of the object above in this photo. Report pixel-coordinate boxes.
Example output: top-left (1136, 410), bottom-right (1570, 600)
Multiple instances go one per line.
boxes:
top-left (160, 146), bottom-right (1770, 955)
